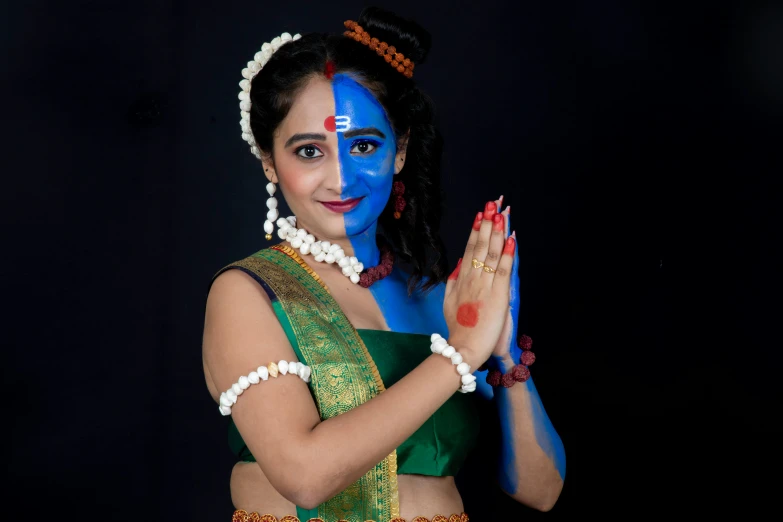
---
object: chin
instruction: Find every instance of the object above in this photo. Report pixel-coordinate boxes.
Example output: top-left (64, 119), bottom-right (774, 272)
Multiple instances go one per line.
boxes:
top-left (311, 220), bottom-right (349, 242)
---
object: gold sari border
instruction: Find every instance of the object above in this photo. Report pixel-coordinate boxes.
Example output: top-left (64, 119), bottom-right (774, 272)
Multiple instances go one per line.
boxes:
top-left (236, 247), bottom-right (399, 520)
top-left (232, 511), bottom-right (469, 522)
top-left (268, 244), bottom-right (400, 519)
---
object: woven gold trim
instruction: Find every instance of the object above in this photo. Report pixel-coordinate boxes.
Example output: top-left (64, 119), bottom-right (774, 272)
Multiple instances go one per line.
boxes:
top-left (387, 445), bottom-right (400, 518)
top-left (269, 244), bottom-right (400, 518)
top-left (271, 244), bottom-right (329, 293)
top-left (234, 247), bottom-right (396, 519)
top-left (233, 512), bottom-right (469, 522)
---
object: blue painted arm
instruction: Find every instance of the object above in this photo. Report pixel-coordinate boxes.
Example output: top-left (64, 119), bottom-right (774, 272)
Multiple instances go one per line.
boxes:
top-left (483, 209), bottom-right (567, 497)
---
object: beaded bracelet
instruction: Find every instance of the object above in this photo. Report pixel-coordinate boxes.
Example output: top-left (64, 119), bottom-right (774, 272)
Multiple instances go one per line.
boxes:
top-left (430, 333), bottom-right (477, 393)
top-left (219, 360), bottom-right (312, 416)
top-left (485, 334), bottom-right (536, 388)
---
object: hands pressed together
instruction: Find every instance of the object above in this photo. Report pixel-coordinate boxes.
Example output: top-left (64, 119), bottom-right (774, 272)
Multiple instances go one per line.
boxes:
top-left (443, 196), bottom-right (519, 369)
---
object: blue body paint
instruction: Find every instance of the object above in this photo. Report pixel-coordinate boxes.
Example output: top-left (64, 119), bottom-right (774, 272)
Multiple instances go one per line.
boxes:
top-left (490, 212), bottom-right (523, 493)
top-left (328, 74), bottom-right (565, 492)
top-left (492, 212), bottom-right (566, 493)
top-left (331, 73), bottom-right (446, 334)
top-left (332, 74), bottom-right (395, 267)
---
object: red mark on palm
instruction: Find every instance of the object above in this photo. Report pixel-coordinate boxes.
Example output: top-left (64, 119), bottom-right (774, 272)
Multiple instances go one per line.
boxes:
top-left (324, 116), bottom-right (336, 132)
top-left (457, 301), bottom-right (482, 327)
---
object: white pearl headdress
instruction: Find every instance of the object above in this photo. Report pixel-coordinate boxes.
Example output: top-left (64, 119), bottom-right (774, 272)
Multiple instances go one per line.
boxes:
top-left (239, 32), bottom-right (302, 160)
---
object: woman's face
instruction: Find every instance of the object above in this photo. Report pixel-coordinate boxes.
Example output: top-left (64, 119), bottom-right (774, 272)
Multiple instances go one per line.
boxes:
top-left (270, 73), bottom-right (398, 242)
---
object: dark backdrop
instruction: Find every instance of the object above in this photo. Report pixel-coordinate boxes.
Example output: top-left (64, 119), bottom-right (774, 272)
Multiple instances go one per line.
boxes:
top-left (4, 0), bottom-right (781, 520)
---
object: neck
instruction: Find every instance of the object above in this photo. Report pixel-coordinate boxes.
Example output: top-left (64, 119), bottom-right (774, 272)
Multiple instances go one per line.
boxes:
top-left (347, 222), bottom-right (381, 268)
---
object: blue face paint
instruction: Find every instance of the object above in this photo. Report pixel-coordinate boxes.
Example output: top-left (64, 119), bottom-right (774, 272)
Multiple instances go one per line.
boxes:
top-left (328, 73), bottom-right (447, 336)
top-left (331, 74), bottom-right (397, 267)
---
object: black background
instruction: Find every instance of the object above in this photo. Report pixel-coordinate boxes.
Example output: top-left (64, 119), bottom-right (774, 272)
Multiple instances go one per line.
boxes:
top-left (4, 0), bottom-right (782, 520)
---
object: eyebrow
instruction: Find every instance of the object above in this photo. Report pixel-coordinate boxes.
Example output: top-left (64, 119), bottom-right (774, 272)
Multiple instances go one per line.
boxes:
top-left (284, 133), bottom-right (327, 147)
top-left (343, 127), bottom-right (386, 139)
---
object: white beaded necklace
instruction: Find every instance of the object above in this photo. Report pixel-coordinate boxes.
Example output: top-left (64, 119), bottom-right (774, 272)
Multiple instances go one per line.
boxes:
top-left (264, 180), bottom-right (365, 287)
top-left (274, 215), bottom-right (365, 284)
top-left (241, 35), bottom-right (365, 285)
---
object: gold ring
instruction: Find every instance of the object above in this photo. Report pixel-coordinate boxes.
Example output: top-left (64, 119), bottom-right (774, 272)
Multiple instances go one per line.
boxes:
top-left (483, 265), bottom-right (496, 273)
top-left (471, 258), bottom-right (485, 269)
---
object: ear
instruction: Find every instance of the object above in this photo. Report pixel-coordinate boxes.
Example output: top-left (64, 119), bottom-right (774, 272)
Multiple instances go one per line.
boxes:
top-left (394, 129), bottom-right (410, 175)
top-left (261, 155), bottom-right (278, 183)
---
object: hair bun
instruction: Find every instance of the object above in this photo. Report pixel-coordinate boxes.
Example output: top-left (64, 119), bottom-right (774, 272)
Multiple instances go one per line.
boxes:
top-left (356, 6), bottom-right (432, 65)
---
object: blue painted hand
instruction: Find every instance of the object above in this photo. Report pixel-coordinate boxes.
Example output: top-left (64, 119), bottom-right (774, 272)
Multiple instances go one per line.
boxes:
top-left (491, 200), bottom-right (521, 362)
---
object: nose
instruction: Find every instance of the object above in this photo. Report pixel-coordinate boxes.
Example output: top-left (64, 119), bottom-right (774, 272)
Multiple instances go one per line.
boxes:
top-left (322, 153), bottom-right (342, 195)
top-left (337, 144), bottom-right (360, 196)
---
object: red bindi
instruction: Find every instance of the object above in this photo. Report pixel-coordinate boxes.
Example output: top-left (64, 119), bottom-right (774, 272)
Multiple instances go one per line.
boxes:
top-left (324, 116), bottom-right (336, 132)
top-left (456, 302), bottom-right (481, 328)
top-left (324, 60), bottom-right (336, 79)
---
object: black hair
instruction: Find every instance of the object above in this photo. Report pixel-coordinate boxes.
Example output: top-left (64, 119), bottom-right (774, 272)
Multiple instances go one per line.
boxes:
top-left (248, 6), bottom-right (447, 295)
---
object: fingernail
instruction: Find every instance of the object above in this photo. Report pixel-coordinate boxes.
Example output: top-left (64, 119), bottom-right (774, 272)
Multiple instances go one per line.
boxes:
top-left (484, 201), bottom-right (497, 220)
top-left (448, 258), bottom-right (462, 280)
top-left (492, 213), bottom-right (504, 231)
top-left (472, 212), bottom-right (483, 231)
top-left (503, 236), bottom-right (516, 255)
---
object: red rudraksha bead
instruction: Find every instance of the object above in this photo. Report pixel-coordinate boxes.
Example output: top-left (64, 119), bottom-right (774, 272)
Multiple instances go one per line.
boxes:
top-left (487, 370), bottom-right (502, 387)
top-left (501, 372), bottom-right (516, 387)
top-left (511, 364), bottom-right (531, 382)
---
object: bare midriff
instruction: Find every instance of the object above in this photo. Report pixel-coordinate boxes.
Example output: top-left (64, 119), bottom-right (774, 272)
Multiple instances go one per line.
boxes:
top-left (230, 461), bottom-right (464, 519)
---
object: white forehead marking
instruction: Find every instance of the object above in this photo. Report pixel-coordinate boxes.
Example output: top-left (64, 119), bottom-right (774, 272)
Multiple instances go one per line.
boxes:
top-left (334, 115), bottom-right (351, 132)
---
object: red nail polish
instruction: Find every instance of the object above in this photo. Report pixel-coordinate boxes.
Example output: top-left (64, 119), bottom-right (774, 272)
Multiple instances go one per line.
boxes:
top-left (448, 258), bottom-right (462, 280)
top-left (492, 213), bottom-right (504, 231)
top-left (472, 212), bottom-right (483, 231)
top-left (503, 236), bottom-right (516, 256)
top-left (484, 201), bottom-right (496, 220)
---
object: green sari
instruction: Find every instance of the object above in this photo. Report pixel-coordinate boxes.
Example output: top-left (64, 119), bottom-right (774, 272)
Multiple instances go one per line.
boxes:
top-left (217, 245), bottom-right (400, 521)
top-left (215, 245), bottom-right (479, 521)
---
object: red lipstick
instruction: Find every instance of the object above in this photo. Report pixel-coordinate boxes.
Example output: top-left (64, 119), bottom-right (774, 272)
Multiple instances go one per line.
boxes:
top-left (320, 197), bottom-right (363, 213)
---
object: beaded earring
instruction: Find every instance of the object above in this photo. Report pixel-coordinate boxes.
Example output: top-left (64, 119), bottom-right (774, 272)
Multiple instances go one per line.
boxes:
top-left (264, 181), bottom-right (278, 240)
top-left (392, 180), bottom-right (406, 219)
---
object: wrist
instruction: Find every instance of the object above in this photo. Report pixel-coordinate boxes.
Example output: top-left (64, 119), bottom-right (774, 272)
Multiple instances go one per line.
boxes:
top-left (445, 336), bottom-right (487, 370)
top-left (488, 354), bottom-right (516, 373)
top-left (484, 333), bottom-right (536, 389)
top-left (430, 334), bottom-right (478, 393)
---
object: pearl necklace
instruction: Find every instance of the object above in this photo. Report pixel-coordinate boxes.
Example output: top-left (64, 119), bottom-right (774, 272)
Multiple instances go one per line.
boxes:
top-left (275, 216), bottom-right (367, 285)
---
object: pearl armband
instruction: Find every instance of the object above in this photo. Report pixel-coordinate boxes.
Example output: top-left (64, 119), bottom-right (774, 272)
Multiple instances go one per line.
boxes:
top-left (218, 360), bottom-right (312, 416)
top-left (430, 333), bottom-right (477, 393)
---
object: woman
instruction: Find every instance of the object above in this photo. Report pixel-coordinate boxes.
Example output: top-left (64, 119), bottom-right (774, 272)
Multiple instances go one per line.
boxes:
top-left (202, 7), bottom-right (565, 521)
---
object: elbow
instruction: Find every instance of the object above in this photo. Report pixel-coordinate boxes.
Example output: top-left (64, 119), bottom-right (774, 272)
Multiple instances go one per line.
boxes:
top-left (288, 493), bottom-right (322, 512)
top-left (510, 479), bottom-right (564, 512)
top-left (276, 468), bottom-right (341, 510)
top-left (272, 475), bottom-right (329, 510)
top-left (276, 483), bottom-right (327, 511)
top-left (286, 483), bottom-right (341, 510)
top-left (525, 493), bottom-right (560, 513)
top-left (265, 436), bottom-right (347, 509)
